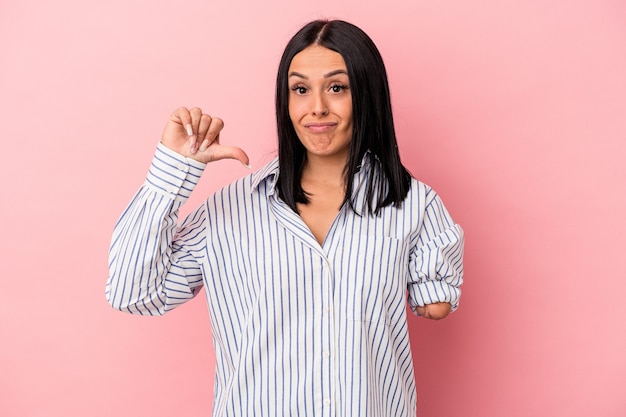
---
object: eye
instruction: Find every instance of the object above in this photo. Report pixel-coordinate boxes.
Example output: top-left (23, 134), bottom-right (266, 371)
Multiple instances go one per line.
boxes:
top-left (291, 85), bottom-right (308, 95)
top-left (330, 84), bottom-right (348, 93)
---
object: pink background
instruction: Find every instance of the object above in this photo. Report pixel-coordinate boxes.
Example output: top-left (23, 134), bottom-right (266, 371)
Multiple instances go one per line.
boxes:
top-left (1, 0), bottom-right (625, 416)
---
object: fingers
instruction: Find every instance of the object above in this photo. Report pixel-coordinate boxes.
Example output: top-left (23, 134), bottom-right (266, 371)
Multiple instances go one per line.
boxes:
top-left (174, 107), bottom-right (225, 155)
top-left (198, 117), bottom-right (224, 152)
top-left (188, 107), bottom-right (202, 153)
top-left (414, 305), bottom-right (426, 316)
top-left (165, 107), bottom-right (195, 154)
top-left (414, 302), bottom-right (451, 320)
top-left (168, 107), bottom-right (250, 167)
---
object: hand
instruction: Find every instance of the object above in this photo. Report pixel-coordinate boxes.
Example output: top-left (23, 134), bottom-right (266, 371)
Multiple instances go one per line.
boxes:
top-left (415, 302), bottom-right (451, 320)
top-left (161, 107), bottom-right (250, 167)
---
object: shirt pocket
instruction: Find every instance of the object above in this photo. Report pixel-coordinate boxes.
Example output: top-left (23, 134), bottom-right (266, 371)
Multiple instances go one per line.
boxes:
top-left (339, 235), bottom-right (408, 324)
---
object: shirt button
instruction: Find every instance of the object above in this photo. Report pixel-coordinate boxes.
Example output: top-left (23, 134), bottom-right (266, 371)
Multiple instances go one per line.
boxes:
top-left (324, 399), bottom-right (331, 406)
top-left (176, 163), bottom-right (186, 171)
top-left (324, 307), bottom-right (330, 314)
top-left (323, 350), bottom-right (330, 357)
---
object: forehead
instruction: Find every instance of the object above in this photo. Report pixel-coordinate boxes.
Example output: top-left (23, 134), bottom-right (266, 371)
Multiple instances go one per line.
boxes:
top-left (288, 45), bottom-right (347, 74)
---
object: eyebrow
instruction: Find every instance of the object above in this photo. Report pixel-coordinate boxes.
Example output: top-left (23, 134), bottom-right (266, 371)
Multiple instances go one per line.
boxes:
top-left (288, 69), bottom-right (349, 79)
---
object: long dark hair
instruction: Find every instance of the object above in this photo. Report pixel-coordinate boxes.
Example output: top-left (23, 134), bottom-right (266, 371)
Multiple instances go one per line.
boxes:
top-left (275, 20), bottom-right (411, 216)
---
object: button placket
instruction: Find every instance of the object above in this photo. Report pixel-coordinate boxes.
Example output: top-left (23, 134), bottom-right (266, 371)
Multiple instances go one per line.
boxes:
top-left (320, 258), bottom-right (334, 413)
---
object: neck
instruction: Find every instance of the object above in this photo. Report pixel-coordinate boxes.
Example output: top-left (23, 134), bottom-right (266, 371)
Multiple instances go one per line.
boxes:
top-left (301, 153), bottom-right (347, 186)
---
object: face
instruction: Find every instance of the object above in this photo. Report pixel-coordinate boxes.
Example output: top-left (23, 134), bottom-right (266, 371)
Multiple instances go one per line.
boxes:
top-left (288, 45), bottom-right (353, 161)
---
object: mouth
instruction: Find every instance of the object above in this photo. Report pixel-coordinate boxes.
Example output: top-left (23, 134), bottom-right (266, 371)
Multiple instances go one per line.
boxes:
top-left (304, 122), bottom-right (337, 133)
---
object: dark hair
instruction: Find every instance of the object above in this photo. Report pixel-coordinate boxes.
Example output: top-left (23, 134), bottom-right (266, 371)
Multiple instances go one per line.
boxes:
top-left (275, 19), bottom-right (411, 216)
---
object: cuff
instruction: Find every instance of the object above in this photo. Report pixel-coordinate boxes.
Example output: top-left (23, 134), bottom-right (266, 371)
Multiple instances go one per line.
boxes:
top-left (408, 280), bottom-right (461, 312)
top-left (144, 143), bottom-right (206, 202)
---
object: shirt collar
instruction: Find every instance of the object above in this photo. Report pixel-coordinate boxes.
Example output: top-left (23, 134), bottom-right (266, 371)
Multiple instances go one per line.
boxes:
top-left (251, 156), bottom-right (280, 194)
top-left (250, 151), bottom-right (377, 194)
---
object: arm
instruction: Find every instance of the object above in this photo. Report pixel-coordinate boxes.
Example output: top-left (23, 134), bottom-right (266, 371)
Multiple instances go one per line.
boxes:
top-left (106, 144), bottom-right (209, 314)
top-left (407, 191), bottom-right (464, 320)
top-left (106, 107), bottom-right (249, 315)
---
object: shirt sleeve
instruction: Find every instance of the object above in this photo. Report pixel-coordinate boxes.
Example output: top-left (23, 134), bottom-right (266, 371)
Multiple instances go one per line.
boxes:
top-left (106, 143), bottom-right (208, 315)
top-left (407, 191), bottom-right (465, 313)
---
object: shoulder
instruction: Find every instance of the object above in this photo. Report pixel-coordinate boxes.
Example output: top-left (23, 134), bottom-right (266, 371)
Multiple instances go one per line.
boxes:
top-left (208, 157), bottom-right (279, 205)
top-left (405, 176), bottom-right (438, 205)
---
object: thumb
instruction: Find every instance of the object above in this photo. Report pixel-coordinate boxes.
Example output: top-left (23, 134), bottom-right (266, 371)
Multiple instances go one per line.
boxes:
top-left (209, 144), bottom-right (251, 168)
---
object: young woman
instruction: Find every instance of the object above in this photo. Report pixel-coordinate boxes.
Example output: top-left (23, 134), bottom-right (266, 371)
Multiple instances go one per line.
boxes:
top-left (107, 19), bottom-right (464, 417)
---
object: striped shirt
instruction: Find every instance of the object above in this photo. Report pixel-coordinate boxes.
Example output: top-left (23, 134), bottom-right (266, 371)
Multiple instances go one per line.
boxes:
top-left (107, 143), bottom-right (464, 417)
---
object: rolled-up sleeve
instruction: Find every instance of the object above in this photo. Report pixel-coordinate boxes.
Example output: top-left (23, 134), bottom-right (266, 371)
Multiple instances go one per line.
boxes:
top-left (407, 193), bottom-right (464, 313)
top-left (106, 143), bottom-right (208, 315)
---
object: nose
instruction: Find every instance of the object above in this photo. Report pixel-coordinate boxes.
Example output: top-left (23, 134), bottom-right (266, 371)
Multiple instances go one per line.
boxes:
top-left (312, 91), bottom-right (329, 116)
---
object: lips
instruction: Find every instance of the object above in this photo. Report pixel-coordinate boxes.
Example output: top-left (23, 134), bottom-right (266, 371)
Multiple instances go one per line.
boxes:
top-left (304, 121), bottom-right (337, 133)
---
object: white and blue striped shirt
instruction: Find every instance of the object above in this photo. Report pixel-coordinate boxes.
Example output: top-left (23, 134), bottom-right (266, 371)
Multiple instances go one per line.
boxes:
top-left (107, 143), bottom-right (464, 417)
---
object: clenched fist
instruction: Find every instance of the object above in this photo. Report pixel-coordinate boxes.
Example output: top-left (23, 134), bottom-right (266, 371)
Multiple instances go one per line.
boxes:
top-left (161, 107), bottom-right (250, 167)
top-left (414, 302), bottom-right (452, 320)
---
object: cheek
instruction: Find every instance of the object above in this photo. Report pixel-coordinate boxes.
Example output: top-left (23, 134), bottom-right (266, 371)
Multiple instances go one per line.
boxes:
top-left (341, 103), bottom-right (353, 128)
top-left (288, 103), bottom-right (304, 138)
top-left (332, 97), bottom-right (352, 121)
top-left (288, 102), bottom-right (299, 125)
top-left (289, 100), bottom-right (306, 121)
